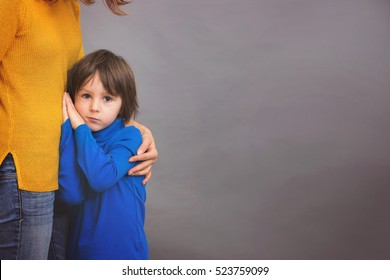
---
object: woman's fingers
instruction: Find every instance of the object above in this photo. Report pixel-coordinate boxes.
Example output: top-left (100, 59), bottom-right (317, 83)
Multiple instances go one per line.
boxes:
top-left (128, 159), bottom-right (154, 175)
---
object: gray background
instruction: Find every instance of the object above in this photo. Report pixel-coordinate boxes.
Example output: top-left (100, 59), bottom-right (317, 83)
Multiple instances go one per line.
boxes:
top-left (80, 0), bottom-right (390, 259)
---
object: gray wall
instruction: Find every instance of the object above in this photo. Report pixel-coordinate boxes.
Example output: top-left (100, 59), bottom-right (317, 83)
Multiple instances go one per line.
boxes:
top-left (80, 0), bottom-right (390, 259)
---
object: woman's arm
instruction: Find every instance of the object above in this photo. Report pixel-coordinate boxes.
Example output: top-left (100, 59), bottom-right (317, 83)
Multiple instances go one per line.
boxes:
top-left (0, 1), bottom-right (22, 61)
top-left (126, 120), bottom-right (158, 185)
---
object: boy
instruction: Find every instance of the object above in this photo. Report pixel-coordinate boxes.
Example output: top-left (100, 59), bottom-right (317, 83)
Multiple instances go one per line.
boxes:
top-left (59, 49), bottom-right (148, 259)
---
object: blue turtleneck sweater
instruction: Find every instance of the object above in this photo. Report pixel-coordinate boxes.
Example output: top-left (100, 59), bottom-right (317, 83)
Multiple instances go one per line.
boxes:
top-left (58, 119), bottom-right (148, 260)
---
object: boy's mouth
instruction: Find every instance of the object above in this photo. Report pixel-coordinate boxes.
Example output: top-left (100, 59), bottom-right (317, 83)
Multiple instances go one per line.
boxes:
top-left (87, 117), bottom-right (99, 123)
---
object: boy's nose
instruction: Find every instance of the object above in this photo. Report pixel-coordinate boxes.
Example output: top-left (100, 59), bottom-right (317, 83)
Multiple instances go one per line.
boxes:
top-left (90, 101), bottom-right (100, 112)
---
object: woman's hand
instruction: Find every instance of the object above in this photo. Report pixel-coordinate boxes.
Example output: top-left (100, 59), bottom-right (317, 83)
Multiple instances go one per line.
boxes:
top-left (128, 121), bottom-right (158, 185)
top-left (63, 92), bottom-right (85, 130)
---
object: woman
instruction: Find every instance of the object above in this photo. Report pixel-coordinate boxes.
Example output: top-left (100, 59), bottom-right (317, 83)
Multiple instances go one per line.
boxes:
top-left (0, 0), bottom-right (158, 260)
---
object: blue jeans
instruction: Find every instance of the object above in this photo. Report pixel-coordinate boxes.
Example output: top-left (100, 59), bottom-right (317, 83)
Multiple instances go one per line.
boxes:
top-left (0, 154), bottom-right (54, 260)
top-left (48, 198), bottom-right (70, 260)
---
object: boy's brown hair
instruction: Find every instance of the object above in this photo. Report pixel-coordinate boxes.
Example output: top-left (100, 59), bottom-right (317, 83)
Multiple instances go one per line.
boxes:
top-left (67, 49), bottom-right (138, 123)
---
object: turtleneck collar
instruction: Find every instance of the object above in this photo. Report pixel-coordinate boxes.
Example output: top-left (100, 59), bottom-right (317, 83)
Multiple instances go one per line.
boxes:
top-left (92, 118), bottom-right (124, 143)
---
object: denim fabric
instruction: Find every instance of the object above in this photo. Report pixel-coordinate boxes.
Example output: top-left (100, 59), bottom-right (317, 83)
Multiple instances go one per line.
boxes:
top-left (0, 154), bottom-right (54, 260)
top-left (48, 198), bottom-right (70, 260)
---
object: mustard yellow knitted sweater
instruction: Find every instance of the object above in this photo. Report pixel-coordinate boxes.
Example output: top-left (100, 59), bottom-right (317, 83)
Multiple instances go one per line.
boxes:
top-left (0, 0), bottom-right (83, 191)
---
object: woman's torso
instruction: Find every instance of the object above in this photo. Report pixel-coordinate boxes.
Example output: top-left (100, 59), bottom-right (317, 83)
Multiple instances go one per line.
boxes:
top-left (0, 0), bottom-right (83, 191)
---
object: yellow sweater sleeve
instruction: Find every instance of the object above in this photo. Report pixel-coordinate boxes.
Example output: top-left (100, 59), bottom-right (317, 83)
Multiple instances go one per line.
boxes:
top-left (0, 0), bottom-right (26, 60)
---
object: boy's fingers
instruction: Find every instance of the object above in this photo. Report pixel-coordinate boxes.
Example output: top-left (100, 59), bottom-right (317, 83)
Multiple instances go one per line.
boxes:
top-left (62, 93), bottom-right (69, 121)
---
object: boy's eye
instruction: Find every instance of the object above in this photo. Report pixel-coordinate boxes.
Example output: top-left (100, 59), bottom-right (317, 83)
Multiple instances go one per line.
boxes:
top-left (103, 96), bottom-right (113, 102)
top-left (81, 93), bottom-right (91, 99)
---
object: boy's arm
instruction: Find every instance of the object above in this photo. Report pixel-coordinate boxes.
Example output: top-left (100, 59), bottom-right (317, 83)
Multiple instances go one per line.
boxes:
top-left (63, 92), bottom-right (142, 192)
top-left (74, 124), bottom-right (142, 192)
top-left (58, 120), bottom-right (87, 204)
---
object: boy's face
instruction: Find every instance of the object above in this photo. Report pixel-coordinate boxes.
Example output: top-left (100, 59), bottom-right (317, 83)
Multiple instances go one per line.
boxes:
top-left (74, 73), bottom-right (122, 132)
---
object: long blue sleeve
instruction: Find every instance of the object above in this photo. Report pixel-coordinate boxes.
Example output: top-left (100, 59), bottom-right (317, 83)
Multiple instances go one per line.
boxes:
top-left (62, 119), bottom-right (148, 260)
top-left (58, 120), bottom-right (86, 204)
top-left (74, 122), bottom-right (141, 192)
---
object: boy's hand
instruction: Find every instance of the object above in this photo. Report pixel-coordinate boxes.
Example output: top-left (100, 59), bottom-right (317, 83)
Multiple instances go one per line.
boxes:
top-left (62, 92), bottom-right (69, 123)
top-left (64, 92), bottom-right (85, 130)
